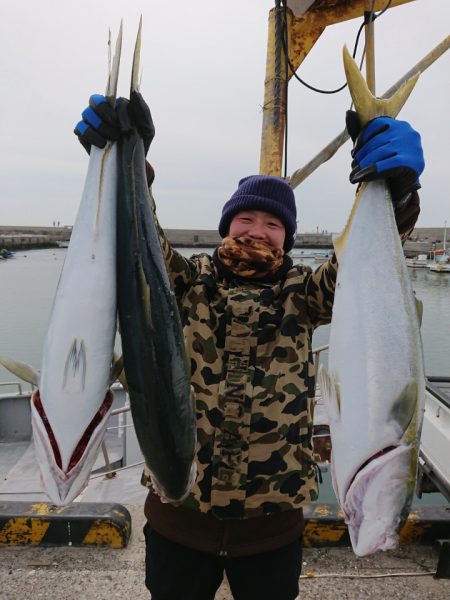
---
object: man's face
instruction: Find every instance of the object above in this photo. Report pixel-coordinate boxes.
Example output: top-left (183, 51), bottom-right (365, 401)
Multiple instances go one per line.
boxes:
top-left (228, 210), bottom-right (286, 250)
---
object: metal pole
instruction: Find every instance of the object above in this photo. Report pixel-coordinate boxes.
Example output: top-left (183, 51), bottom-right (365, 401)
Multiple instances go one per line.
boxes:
top-left (364, 1), bottom-right (376, 94)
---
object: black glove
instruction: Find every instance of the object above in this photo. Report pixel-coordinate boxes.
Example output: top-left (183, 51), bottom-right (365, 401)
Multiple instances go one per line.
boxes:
top-left (345, 110), bottom-right (425, 209)
top-left (74, 91), bottom-right (155, 155)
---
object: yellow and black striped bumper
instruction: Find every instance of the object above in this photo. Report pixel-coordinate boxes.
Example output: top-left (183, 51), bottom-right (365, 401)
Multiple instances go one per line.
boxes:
top-left (303, 503), bottom-right (450, 547)
top-left (0, 501), bottom-right (131, 548)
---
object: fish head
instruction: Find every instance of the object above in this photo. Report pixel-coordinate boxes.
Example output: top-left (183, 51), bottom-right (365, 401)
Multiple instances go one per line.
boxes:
top-left (31, 388), bottom-right (114, 505)
top-left (342, 444), bottom-right (414, 556)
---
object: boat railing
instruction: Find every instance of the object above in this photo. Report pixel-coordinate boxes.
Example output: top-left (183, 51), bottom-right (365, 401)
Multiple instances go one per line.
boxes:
top-left (0, 381), bottom-right (25, 395)
top-left (312, 343), bottom-right (328, 372)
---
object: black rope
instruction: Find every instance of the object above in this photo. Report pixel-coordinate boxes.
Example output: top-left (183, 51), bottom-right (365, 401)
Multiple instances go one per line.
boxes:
top-left (283, 1), bottom-right (289, 178)
top-left (280, 0), bottom-right (392, 95)
top-left (277, 0), bottom-right (392, 173)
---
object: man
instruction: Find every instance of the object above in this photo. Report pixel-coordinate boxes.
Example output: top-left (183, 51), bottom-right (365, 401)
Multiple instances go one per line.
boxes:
top-left (75, 93), bottom-right (424, 600)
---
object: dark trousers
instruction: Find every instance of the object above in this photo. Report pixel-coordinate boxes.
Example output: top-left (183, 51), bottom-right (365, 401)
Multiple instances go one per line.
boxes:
top-left (144, 523), bottom-right (302, 600)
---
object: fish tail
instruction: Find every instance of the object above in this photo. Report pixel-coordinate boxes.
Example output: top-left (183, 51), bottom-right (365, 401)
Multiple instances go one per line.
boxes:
top-left (131, 16), bottom-right (143, 93)
top-left (334, 48), bottom-right (420, 258)
top-left (106, 21), bottom-right (123, 103)
top-left (342, 45), bottom-right (419, 126)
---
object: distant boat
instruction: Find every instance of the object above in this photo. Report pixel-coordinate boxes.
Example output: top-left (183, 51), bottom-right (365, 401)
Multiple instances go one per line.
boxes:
top-left (313, 250), bottom-right (333, 263)
top-left (56, 241), bottom-right (69, 248)
top-left (428, 220), bottom-right (449, 272)
top-left (406, 254), bottom-right (429, 268)
top-left (0, 248), bottom-right (15, 259)
top-left (291, 250), bottom-right (319, 259)
top-left (429, 262), bottom-right (450, 273)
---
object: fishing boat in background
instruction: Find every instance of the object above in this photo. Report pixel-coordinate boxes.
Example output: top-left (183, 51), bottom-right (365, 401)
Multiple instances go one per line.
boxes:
top-left (0, 249), bottom-right (15, 259)
top-left (406, 254), bottom-right (429, 268)
top-left (429, 261), bottom-right (450, 273)
top-left (313, 250), bottom-right (334, 262)
top-left (428, 220), bottom-right (449, 272)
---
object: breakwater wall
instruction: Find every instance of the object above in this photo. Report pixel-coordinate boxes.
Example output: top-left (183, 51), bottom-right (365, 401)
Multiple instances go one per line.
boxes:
top-left (0, 226), bottom-right (72, 251)
top-left (0, 226), bottom-right (447, 257)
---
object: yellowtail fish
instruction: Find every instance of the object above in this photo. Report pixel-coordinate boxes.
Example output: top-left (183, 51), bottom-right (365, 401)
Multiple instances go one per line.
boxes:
top-left (0, 25), bottom-right (123, 505)
top-left (318, 46), bottom-right (425, 556)
top-left (116, 20), bottom-right (196, 503)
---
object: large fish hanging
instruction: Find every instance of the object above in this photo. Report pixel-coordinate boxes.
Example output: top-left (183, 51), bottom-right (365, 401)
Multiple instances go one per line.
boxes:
top-left (0, 26), bottom-right (123, 505)
top-left (318, 46), bottom-right (426, 556)
top-left (116, 20), bottom-right (196, 503)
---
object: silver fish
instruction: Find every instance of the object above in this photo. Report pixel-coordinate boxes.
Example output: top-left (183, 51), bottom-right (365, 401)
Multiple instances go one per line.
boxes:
top-left (0, 24), bottom-right (123, 505)
top-left (318, 46), bottom-right (426, 556)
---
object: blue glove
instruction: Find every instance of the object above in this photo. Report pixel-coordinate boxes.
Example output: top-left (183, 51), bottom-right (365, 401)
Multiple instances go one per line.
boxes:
top-left (74, 91), bottom-right (155, 155)
top-left (346, 112), bottom-right (425, 206)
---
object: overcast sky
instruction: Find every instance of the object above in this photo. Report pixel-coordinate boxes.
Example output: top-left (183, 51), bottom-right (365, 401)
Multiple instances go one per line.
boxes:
top-left (0, 0), bottom-right (449, 233)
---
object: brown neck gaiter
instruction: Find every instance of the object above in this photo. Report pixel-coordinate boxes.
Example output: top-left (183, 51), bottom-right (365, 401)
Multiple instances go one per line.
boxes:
top-left (217, 236), bottom-right (284, 279)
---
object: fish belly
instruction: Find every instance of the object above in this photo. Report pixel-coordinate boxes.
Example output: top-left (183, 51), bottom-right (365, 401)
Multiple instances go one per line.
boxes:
top-left (38, 145), bottom-right (117, 477)
top-left (322, 181), bottom-right (425, 551)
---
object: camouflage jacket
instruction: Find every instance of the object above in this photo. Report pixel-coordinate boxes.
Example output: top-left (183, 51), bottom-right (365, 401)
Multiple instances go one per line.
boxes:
top-left (142, 217), bottom-right (338, 519)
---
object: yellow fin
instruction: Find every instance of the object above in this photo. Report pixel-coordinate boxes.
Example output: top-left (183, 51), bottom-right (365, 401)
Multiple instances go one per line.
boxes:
top-left (0, 355), bottom-right (40, 385)
top-left (335, 47), bottom-right (420, 258)
top-left (343, 45), bottom-right (419, 126)
top-left (333, 183), bottom-right (366, 262)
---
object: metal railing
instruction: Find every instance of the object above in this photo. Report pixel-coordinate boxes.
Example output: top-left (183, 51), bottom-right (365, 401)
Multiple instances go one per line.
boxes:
top-left (0, 381), bottom-right (25, 395)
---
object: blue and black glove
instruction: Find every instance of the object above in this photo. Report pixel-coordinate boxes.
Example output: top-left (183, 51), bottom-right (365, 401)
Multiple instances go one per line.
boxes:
top-left (346, 111), bottom-right (425, 209)
top-left (74, 91), bottom-right (155, 156)
top-left (346, 111), bottom-right (424, 237)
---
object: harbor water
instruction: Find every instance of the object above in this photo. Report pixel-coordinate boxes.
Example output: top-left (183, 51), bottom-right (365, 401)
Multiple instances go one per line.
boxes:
top-left (1, 247), bottom-right (448, 382)
top-left (0, 247), bottom-right (448, 506)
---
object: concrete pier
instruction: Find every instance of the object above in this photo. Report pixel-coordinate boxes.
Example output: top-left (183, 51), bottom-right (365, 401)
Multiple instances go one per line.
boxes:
top-left (0, 226), bottom-right (72, 251)
top-left (0, 226), bottom-right (447, 257)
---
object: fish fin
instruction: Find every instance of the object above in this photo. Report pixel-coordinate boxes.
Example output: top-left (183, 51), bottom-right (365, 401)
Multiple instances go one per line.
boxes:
top-left (333, 184), bottom-right (365, 262)
top-left (109, 353), bottom-right (124, 386)
top-left (343, 45), bottom-right (419, 125)
top-left (118, 371), bottom-right (128, 392)
top-left (389, 381), bottom-right (418, 441)
top-left (0, 355), bottom-right (40, 385)
top-left (318, 364), bottom-right (341, 423)
top-left (415, 297), bottom-right (423, 327)
top-left (131, 16), bottom-right (142, 93)
top-left (105, 21), bottom-right (123, 103)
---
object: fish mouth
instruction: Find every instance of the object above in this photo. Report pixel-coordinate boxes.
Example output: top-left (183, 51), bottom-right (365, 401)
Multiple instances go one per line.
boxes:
top-left (32, 389), bottom-right (113, 474)
top-left (341, 444), bottom-right (412, 556)
top-left (345, 445), bottom-right (398, 498)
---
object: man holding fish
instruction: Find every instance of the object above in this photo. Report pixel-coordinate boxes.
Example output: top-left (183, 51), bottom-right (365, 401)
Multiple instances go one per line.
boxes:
top-left (75, 87), bottom-right (424, 599)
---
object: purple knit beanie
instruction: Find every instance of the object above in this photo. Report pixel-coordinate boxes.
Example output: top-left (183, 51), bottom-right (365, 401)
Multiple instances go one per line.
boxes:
top-left (218, 175), bottom-right (297, 251)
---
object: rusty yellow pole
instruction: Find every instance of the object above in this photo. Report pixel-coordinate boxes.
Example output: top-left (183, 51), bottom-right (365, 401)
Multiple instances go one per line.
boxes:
top-left (259, 1), bottom-right (416, 177)
top-left (364, 1), bottom-right (376, 94)
top-left (259, 6), bottom-right (287, 176)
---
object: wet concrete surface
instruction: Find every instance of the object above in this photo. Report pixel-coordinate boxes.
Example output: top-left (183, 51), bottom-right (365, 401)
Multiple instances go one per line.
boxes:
top-left (1, 505), bottom-right (449, 599)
